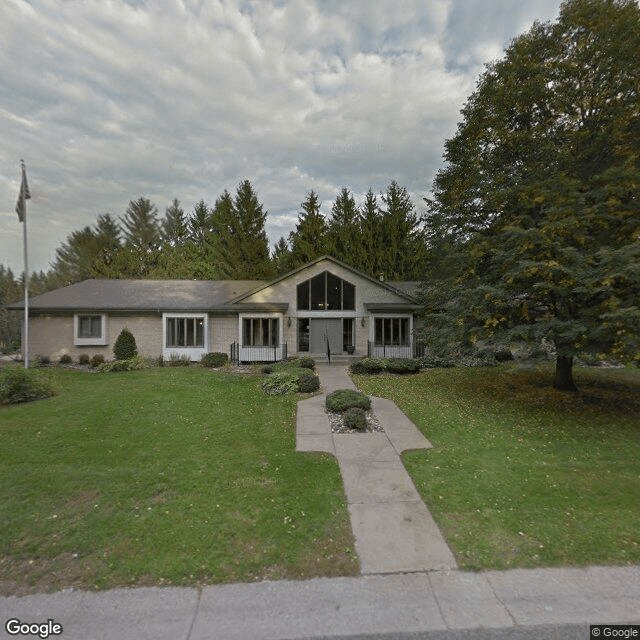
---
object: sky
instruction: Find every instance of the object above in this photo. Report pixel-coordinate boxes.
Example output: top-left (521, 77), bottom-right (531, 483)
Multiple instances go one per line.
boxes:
top-left (1, 0), bottom-right (563, 275)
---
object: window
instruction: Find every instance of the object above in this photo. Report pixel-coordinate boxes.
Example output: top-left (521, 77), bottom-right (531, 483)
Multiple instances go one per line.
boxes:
top-left (374, 317), bottom-right (409, 346)
top-left (78, 315), bottom-right (102, 339)
top-left (74, 314), bottom-right (106, 346)
top-left (166, 317), bottom-right (204, 348)
top-left (242, 318), bottom-right (279, 347)
top-left (296, 271), bottom-right (355, 311)
top-left (298, 318), bottom-right (310, 352)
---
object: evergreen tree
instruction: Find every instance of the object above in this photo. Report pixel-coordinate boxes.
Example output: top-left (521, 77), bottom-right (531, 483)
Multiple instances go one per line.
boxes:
top-left (358, 189), bottom-right (385, 277)
top-left (288, 191), bottom-right (330, 268)
top-left (272, 236), bottom-right (293, 275)
top-left (161, 199), bottom-right (189, 246)
top-left (424, 0), bottom-right (640, 390)
top-left (121, 197), bottom-right (160, 251)
top-left (326, 188), bottom-right (362, 268)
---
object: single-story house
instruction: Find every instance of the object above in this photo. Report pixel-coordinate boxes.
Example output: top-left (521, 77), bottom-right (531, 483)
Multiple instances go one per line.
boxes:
top-left (11, 256), bottom-right (424, 362)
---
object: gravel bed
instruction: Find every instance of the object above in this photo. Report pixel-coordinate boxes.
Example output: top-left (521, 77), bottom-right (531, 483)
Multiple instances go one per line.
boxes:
top-left (328, 410), bottom-right (384, 434)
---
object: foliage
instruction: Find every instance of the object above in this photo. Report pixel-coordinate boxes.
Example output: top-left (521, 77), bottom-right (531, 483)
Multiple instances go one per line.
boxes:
top-left (0, 367), bottom-right (56, 404)
top-left (298, 356), bottom-right (316, 370)
top-left (325, 389), bottom-right (371, 413)
top-left (423, 0), bottom-right (640, 391)
top-left (59, 354), bottom-right (72, 365)
top-left (350, 358), bottom-right (384, 374)
top-left (342, 407), bottom-right (368, 431)
top-left (98, 355), bottom-right (148, 372)
top-left (78, 354), bottom-right (91, 366)
top-left (34, 355), bottom-right (50, 367)
top-left (167, 353), bottom-right (191, 367)
top-left (200, 352), bottom-right (229, 368)
top-left (296, 368), bottom-right (320, 393)
top-left (287, 191), bottom-right (330, 266)
top-left (261, 371), bottom-right (299, 395)
top-left (90, 354), bottom-right (105, 368)
top-left (113, 328), bottom-right (137, 361)
top-left (385, 358), bottom-right (421, 374)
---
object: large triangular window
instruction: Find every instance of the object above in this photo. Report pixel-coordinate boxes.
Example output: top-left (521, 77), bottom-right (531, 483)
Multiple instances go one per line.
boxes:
top-left (296, 271), bottom-right (355, 311)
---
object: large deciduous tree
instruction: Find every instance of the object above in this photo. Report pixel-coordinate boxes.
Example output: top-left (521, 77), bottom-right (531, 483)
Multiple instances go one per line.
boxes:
top-left (424, 0), bottom-right (640, 390)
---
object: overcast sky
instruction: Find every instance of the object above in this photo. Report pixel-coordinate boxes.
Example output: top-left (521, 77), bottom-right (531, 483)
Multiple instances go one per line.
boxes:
top-left (1, 0), bottom-right (562, 275)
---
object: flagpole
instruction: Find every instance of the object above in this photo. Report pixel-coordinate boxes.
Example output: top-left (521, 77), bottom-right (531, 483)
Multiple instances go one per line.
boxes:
top-left (20, 160), bottom-right (29, 369)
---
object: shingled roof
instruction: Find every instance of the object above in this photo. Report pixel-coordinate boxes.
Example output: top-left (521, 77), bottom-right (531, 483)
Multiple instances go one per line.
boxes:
top-left (14, 279), bottom-right (265, 312)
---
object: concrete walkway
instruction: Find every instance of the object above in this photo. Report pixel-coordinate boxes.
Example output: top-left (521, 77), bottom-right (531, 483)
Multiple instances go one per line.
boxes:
top-left (297, 363), bottom-right (457, 574)
top-left (2, 566), bottom-right (638, 639)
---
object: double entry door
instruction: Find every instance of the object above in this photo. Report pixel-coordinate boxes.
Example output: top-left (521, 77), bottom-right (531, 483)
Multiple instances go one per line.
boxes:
top-left (309, 318), bottom-right (342, 355)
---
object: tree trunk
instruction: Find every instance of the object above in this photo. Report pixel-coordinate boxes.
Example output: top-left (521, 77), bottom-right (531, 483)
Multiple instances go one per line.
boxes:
top-left (553, 354), bottom-right (578, 392)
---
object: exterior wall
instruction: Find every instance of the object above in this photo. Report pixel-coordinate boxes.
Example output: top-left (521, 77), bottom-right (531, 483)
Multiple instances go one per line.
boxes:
top-left (210, 313), bottom-right (240, 354)
top-left (240, 259), bottom-right (410, 357)
top-left (28, 313), bottom-right (162, 361)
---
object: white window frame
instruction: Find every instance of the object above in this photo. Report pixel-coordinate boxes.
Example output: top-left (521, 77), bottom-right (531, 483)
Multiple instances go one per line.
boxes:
top-left (162, 312), bottom-right (209, 360)
top-left (74, 313), bottom-right (107, 346)
top-left (237, 312), bottom-right (284, 361)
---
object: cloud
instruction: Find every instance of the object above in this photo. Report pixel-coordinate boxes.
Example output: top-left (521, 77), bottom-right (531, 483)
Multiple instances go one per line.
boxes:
top-left (0, 0), bottom-right (562, 273)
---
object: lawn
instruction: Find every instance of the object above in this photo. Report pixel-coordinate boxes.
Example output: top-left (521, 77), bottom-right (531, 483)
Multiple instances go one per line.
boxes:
top-left (0, 367), bottom-right (357, 595)
top-left (354, 364), bottom-right (640, 571)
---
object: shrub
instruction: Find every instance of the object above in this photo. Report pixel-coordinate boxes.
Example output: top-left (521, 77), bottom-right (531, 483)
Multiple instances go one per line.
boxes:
top-left (298, 356), bottom-right (316, 370)
top-left (90, 354), bottom-right (105, 368)
top-left (167, 353), bottom-right (191, 367)
top-left (201, 352), bottom-right (229, 368)
top-left (113, 328), bottom-right (137, 361)
top-left (98, 355), bottom-right (148, 373)
top-left (0, 367), bottom-right (56, 405)
top-left (261, 365), bottom-right (274, 374)
top-left (385, 358), bottom-right (421, 374)
top-left (59, 354), bottom-right (73, 365)
top-left (78, 354), bottom-right (91, 366)
top-left (261, 371), bottom-right (299, 395)
top-left (495, 348), bottom-right (514, 363)
top-left (350, 358), bottom-right (384, 374)
top-left (343, 407), bottom-right (368, 431)
top-left (34, 355), bottom-right (50, 367)
top-left (297, 368), bottom-right (320, 393)
top-left (326, 389), bottom-right (371, 413)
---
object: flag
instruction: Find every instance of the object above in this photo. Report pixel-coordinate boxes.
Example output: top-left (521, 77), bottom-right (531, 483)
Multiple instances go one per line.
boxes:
top-left (15, 162), bottom-right (31, 222)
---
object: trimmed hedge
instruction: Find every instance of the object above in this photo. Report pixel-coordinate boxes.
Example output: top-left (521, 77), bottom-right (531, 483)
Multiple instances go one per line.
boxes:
top-left (201, 352), bottom-right (229, 368)
top-left (98, 355), bottom-right (148, 373)
top-left (385, 358), bottom-right (421, 374)
top-left (326, 389), bottom-right (371, 413)
top-left (350, 358), bottom-right (384, 374)
top-left (298, 356), bottom-right (316, 370)
top-left (90, 354), bottom-right (105, 368)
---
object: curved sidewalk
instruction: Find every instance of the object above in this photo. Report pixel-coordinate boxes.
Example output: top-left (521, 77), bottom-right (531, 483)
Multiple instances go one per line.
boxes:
top-left (296, 363), bottom-right (458, 574)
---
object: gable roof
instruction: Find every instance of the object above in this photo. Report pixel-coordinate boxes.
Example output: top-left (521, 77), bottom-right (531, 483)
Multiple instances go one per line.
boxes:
top-left (228, 255), bottom-right (419, 304)
top-left (13, 279), bottom-right (264, 312)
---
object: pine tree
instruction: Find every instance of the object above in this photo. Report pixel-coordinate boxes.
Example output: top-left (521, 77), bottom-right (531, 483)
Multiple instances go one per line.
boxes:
top-left (288, 191), bottom-right (330, 268)
top-left (326, 188), bottom-right (362, 267)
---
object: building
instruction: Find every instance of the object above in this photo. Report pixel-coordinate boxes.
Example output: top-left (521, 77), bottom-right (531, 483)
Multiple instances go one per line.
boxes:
top-left (13, 256), bottom-right (423, 362)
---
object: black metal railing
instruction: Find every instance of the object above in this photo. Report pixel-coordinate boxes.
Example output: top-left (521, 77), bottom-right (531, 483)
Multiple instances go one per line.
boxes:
top-left (230, 342), bottom-right (287, 364)
top-left (367, 341), bottom-right (425, 358)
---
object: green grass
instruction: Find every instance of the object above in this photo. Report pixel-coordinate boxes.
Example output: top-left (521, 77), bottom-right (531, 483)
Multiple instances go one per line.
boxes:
top-left (0, 367), bottom-right (357, 595)
top-left (354, 365), bottom-right (640, 571)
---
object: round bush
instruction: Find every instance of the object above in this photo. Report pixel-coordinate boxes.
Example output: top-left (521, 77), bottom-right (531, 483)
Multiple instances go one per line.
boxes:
top-left (385, 358), bottom-right (421, 374)
top-left (113, 328), bottom-right (137, 361)
top-left (298, 356), bottom-right (316, 369)
top-left (90, 354), bottom-right (105, 368)
top-left (350, 358), bottom-right (384, 374)
top-left (59, 354), bottom-right (73, 365)
top-left (343, 407), bottom-right (368, 431)
top-left (78, 354), bottom-right (91, 366)
top-left (201, 352), bottom-right (229, 368)
top-left (297, 368), bottom-right (320, 393)
top-left (325, 389), bottom-right (371, 413)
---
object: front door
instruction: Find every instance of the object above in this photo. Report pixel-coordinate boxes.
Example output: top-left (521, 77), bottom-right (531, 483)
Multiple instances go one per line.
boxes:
top-left (309, 319), bottom-right (342, 355)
